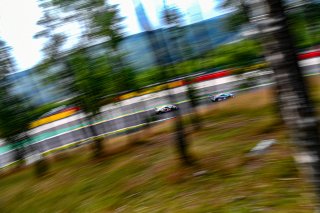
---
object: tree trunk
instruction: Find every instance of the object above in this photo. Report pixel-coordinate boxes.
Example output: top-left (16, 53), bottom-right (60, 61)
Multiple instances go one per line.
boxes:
top-left (144, 29), bottom-right (192, 165)
top-left (174, 113), bottom-right (193, 165)
top-left (13, 146), bottom-right (25, 167)
top-left (248, 0), bottom-right (320, 204)
top-left (88, 116), bottom-right (104, 158)
top-left (186, 82), bottom-right (202, 130)
top-left (169, 26), bottom-right (202, 131)
top-left (168, 91), bottom-right (193, 165)
top-left (164, 33), bottom-right (193, 165)
top-left (25, 133), bottom-right (49, 177)
top-left (9, 136), bottom-right (25, 168)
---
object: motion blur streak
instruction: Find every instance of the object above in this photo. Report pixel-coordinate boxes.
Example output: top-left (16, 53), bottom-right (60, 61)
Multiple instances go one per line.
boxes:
top-left (1, 0), bottom-right (320, 212)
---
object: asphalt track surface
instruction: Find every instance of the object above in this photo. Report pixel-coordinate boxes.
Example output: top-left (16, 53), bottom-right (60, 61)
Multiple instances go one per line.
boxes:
top-left (0, 59), bottom-right (319, 168)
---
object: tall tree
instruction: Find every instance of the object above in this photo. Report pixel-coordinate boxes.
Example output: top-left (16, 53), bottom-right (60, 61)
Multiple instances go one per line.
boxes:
top-left (0, 39), bottom-right (15, 77)
top-left (147, 3), bottom-right (192, 164)
top-left (88, 1), bottom-right (156, 141)
top-left (0, 83), bottom-right (36, 166)
top-left (89, 3), bottom-right (124, 51)
top-left (35, 0), bottom-right (68, 59)
top-left (221, 0), bottom-right (320, 46)
top-left (161, 4), bottom-right (186, 61)
top-left (132, 0), bottom-right (193, 164)
top-left (34, 1), bottom-right (109, 158)
top-left (49, 0), bottom-right (137, 100)
top-left (36, 48), bottom-right (115, 158)
top-left (0, 39), bottom-right (48, 176)
top-left (243, 0), bottom-right (320, 205)
top-left (161, 4), bottom-right (202, 130)
top-left (218, 0), bottom-right (250, 32)
top-left (65, 49), bottom-right (114, 157)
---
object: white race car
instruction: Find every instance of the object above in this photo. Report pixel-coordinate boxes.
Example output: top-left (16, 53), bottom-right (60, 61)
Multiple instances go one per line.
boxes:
top-left (154, 104), bottom-right (179, 114)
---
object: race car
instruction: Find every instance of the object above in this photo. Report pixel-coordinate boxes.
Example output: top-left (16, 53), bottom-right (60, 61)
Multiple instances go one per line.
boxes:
top-left (210, 92), bottom-right (234, 102)
top-left (154, 104), bottom-right (179, 114)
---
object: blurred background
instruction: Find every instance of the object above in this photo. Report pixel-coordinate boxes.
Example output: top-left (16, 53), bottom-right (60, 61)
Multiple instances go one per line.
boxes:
top-left (0, 0), bottom-right (320, 212)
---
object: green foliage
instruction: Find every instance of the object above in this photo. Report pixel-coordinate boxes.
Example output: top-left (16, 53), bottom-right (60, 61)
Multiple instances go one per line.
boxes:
top-left (0, 39), bottom-right (15, 76)
top-left (36, 0), bottom-right (136, 121)
top-left (133, 40), bottom-right (263, 88)
top-left (224, 10), bottom-right (248, 32)
top-left (37, 49), bottom-right (115, 119)
top-left (220, 0), bottom-right (320, 48)
top-left (288, 12), bottom-right (320, 49)
top-left (0, 80), bottom-right (36, 148)
top-left (161, 5), bottom-right (183, 26)
top-left (67, 50), bottom-right (114, 116)
top-left (218, 0), bottom-right (249, 32)
top-left (90, 4), bottom-right (124, 50)
top-left (304, 1), bottom-right (320, 27)
top-left (112, 66), bottom-right (138, 92)
top-left (135, 67), bottom-right (159, 88)
top-left (206, 39), bottom-right (262, 68)
top-left (52, 0), bottom-right (104, 10)
top-left (0, 40), bottom-right (39, 164)
top-left (174, 60), bottom-right (199, 75)
top-left (50, 0), bottom-right (124, 51)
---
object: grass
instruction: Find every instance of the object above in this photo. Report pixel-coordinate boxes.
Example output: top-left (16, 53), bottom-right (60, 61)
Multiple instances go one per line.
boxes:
top-left (0, 76), bottom-right (320, 212)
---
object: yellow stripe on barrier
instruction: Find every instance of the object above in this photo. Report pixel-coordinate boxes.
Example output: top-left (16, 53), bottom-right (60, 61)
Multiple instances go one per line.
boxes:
top-left (30, 109), bottom-right (77, 128)
top-left (168, 81), bottom-right (183, 88)
top-left (119, 92), bottom-right (138, 100)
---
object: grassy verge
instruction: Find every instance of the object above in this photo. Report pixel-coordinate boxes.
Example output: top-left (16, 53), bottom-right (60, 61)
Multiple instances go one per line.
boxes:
top-left (0, 76), bottom-right (320, 212)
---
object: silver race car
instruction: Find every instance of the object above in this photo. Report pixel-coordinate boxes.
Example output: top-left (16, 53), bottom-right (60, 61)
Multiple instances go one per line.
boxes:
top-left (154, 104), bottom-right (179, 114)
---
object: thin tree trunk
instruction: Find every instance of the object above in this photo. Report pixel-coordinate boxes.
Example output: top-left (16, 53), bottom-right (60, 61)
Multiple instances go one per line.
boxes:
top-left (9, 136), bottom-right (25, 168)
top-left (166, 27), bottom-right (197, 164)
top-left (170, 26), bottom-right (202, 130)
top-left (13, 146), bottom-right (25, 167)
top-left (88, 116), bottom-right (104, 158)
top-left (186, 82), bottom-right (202, 130)
top-left (163, 36), bottom-right (193, 164)
top-left (173, 111), bottom-right (192, 165)
top-left (28, 136), bottom-right (49, 177)
top-left (144, 28), bottom-right (192, 165)
top-left (167, 89), bottom-right (193, 165)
